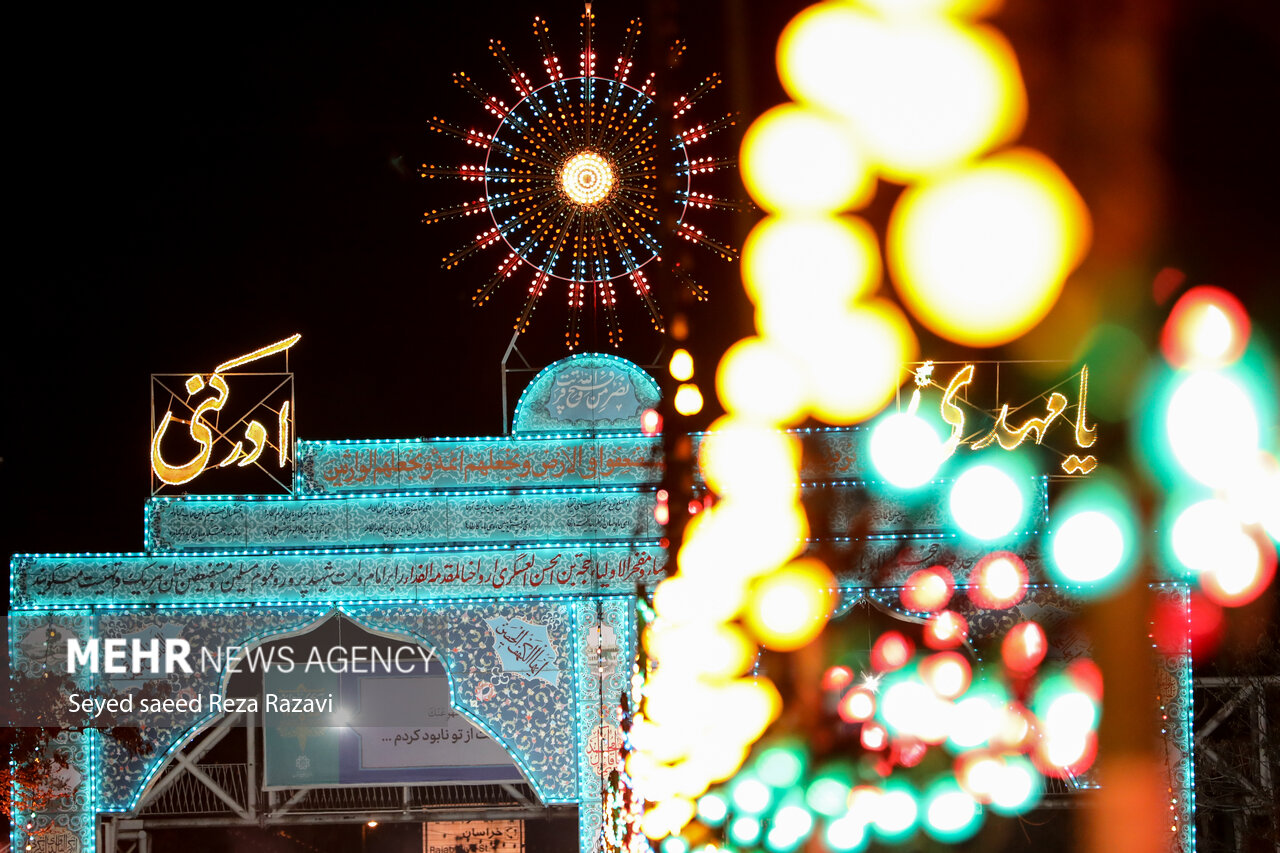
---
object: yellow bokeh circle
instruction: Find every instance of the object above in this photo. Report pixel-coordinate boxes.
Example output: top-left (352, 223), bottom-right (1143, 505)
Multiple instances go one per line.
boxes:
top-left (742, 215), bottom-right (881, 310)
top-left (777, 4), bottom-right (1026, 182)
top-left (716, 337), bottom-right (810, 425)
top-left (762, 298), bottom-right (917, 425)
top-left (887, 148), bottom-right (1091, 347)
top-left (744, 558), bottom-right (836, 650)
top-left (699, 415), bottom-right (802, 500)
top-left (853, 0), bottom-right (1005, 20)
top-left (740, 103), bottom-right (875, 213)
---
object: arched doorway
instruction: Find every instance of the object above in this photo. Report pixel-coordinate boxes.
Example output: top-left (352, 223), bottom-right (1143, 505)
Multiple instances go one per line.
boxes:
top-left (110, 613), bottom-right (572, 853)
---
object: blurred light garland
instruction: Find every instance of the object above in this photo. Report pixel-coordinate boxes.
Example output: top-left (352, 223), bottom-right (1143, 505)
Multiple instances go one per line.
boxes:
top-left (628, 0), bottom-right (1104, 849)
top-left (615, 2), bottom-right (1279, 852)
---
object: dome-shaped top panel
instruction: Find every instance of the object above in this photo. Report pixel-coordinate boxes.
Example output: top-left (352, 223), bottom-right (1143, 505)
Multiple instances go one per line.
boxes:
top-left (512, 353), bottom-right (660, 434)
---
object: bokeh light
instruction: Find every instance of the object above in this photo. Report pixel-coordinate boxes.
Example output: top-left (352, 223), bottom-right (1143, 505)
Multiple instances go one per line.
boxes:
top-left (888, 148), bottom-right (1090, 346)
top-left (729, 815), bottom-right (762, 846)
top-left (1152, 591), bottom-right (1224, 658)
top-left (988, 755), bottom-right (1041, 815)
top-left (923, 779), bottom-right (981, 842)
top-left (871, 410), bottom-right (947, 488)
top-left (1050, 510), bottom-right (1130, 592)
top-left (669, 349), bottom-right (695, 382)
top-left (969, 551), bottom-right (1028, 608)
top-left (871, 785), bottom-right (919, 840)
top-left (900, 566), bottom-right (954, 612)
top-left (1001, 621), bottom-right (1047, 674)
top-left (716, 337), bottom-right (809, 425)
top-left (853, 0), bottom-right (1005, 17)
top-left (777, 5), bottom-right (1025, 181)
top-left (822, 665), bottom-right (854, 692)
top-left (871, 631), bottom-right (915, 672)
top-left (696, 792), bottom-right (729, 825)
top-left (641, 408), bottom-right (662, 436)
top-left (742, 216), bottom-right (880, 311)
top-left (825, 812), bottom-right (868, 852)
top-left (955, 752), bottom-right (1002, 801)
top-left (924, 610), bottom-right (969, 649)
top-left (950, 464), bottom-right (1024, 540)
top-left (1165, 370), bottom-right (1260, 488)
top-left (920, 651), bottom-right (972, 699)
top-left (766, 801), bottom-right (814, 852)
top-left (756, 742), bottom-right (806, 789)
top-left (838, 688), bottom-right (877, 723)
top-left (740, 103), bottom-right (874, 213)
top-left (730, 776), bottom-right (772, 815)
top-left (861, 723), bottom-right (888, 751)
top-left (806, 772), bottom-right (853, 818)
top-left (1199, 529), bottom-right (1276, 607)
top-left (1160, 285), bottom-right (1250, 369)
top-left (674, 383), bottom-right (704, 416)
top-left (1170, 498), bottom-right (1245, 576)
top-left (949, 692), bottom-right (1001, 749)
top-left (699, 417), bottom-right (801, 501)
top-left (1224, 451), bottom-right (1280, 536)
top-left (766, 299), bottom-right (917, 425)
top-left (744, 558), bottom-right (835, 650)
top-left (678, 498), bottom-right (808, 581)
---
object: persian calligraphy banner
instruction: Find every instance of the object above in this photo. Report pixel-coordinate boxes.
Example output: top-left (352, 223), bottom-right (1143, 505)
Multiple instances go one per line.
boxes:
top-left (145, 477), bottom-right (1045, 552)
top-left (146, 490), bottom-right (660, 551)
top-left (294, 430), bottom-right (868, 495)
top-left (296, 437), bottom-right (663, 493)
top-left (9, 546), bottom-right (667, 607)
top-left (425, 821), bottom-right (524, 853)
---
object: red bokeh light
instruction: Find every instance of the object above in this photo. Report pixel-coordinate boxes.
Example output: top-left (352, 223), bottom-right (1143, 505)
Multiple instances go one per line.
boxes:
top-left (969, 552), bottom-right (1029, 610)
top-left (1160, 285), bottom-right (1250, 368)
top-left (901, 566), bottom-right (954, 613)
top-left (1151, 591), bottom-right (1224, 658)
top-left (1002, 621), bottom-right (1047, 674)
top-left (1198, 527), bottom-right (1276, 608)
top-left (871, 631), bottom-right (915, 672)
top-left (823, 665), bottom-right (854, 692)
top-left (924, 610), bottom-right (969, 649)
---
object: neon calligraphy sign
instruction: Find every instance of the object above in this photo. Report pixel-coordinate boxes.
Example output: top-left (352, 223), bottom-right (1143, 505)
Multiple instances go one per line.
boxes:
top-left (914, 360), bottom-right (1097, 475)
top-left (151, 334), bottom-right (299, 490)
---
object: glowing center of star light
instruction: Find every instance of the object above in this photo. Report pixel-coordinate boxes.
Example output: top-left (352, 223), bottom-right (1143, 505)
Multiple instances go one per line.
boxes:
top-left (561, 151), bottom-right (616, 206)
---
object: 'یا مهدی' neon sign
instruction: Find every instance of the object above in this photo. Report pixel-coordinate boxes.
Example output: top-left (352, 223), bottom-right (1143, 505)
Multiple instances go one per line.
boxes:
top-left (151, 334), bottom-right (299, 486)
top-left (910, 360), bottom-right (1097, 475)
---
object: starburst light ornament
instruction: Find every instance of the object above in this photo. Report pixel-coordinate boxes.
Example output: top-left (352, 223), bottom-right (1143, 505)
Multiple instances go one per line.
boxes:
top-left (421, 6), bottom-right (741, 348)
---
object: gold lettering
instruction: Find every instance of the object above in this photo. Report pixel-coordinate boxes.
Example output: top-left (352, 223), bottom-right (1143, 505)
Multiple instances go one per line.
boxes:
top-left (971, 392), bottom-right (1068, 450)
top-left (278, 401), bottom-right (291, 467)
top-left (151, 374), bottom-right (230, 485)
top-left (1075, 365), bottom-right (1097, 448)
top-left (151, 335), bottom-right (300, 485)
top-left (939, 364), bottom-right (975, 457)
top-left (1062, 454), bottom-right (1098, 474)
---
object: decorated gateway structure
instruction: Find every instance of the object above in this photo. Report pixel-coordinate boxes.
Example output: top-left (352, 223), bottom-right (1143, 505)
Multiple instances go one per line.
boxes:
top-left (8, 353), bottom-right (1193, 853)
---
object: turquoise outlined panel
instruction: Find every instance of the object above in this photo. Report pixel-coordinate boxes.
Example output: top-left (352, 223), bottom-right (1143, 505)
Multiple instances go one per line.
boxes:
top-left (145, 476), bottom-right (1044, 552)
top-left (296, 436), bottom-right (662, 494)
top-left (11, 545), bottom-right (667, 607)
top-left (146, 490), bottom-right (659, 551)
top-left (294, 428), bottom-right (873, 496)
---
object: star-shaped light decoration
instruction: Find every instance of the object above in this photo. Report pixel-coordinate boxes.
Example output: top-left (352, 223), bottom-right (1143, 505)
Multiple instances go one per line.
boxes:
top-left (421, 6), bottom-right (743, 348)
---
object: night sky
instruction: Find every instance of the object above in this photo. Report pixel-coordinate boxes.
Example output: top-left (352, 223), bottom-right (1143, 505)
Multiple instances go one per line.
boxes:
top-left (5, 1), bottom-right (1279, 614)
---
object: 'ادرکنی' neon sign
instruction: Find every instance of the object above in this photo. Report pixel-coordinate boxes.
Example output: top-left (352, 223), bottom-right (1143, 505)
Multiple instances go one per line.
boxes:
top-left (151, 334), bottom-right (299, 486)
